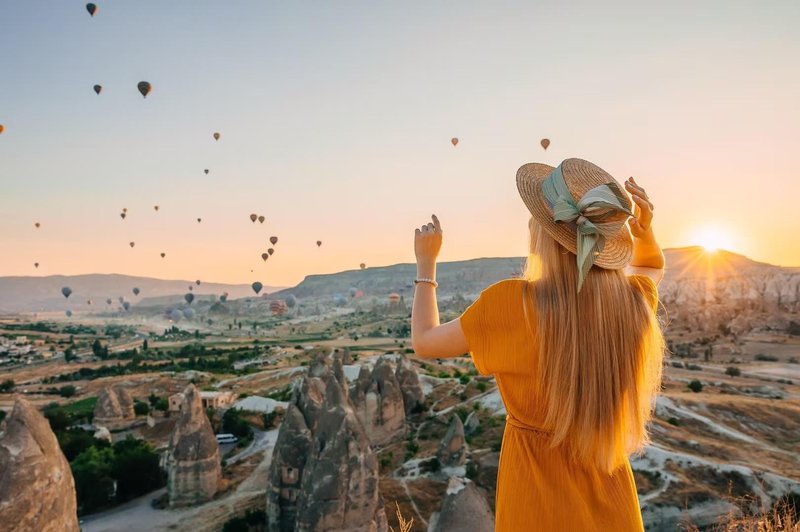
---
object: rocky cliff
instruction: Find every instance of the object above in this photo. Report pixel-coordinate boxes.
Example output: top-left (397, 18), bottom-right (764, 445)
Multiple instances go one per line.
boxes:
top-left (93, 385), bottom-right (136, 430)
top-left (427, 477), bottom-right (494, 532)
top-left (350, 356), bottom-right (407, 447)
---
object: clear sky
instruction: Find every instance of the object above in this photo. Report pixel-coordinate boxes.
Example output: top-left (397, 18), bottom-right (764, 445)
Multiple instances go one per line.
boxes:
top-left (2, 1), bottom-right (799, 286)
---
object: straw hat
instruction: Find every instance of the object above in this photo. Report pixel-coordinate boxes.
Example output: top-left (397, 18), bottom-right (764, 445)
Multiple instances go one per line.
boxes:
top-left (516, 158), bottom-right (633, 270)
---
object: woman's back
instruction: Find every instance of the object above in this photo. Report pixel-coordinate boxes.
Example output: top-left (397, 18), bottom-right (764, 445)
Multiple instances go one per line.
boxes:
top-left (460, 275), bottom-right (658, 531)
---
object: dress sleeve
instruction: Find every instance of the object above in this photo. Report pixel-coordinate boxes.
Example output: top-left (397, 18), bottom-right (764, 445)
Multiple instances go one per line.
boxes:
top-left (628, 274), bottom-right (659, 312)
top-left (459, 279), bottom-right (520, 376)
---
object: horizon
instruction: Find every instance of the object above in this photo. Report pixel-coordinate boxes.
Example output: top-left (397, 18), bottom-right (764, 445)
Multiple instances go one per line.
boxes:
top-left (2, 2), bottom-right (800, 286)
top-left (1, 245), bottom-right (794, 289)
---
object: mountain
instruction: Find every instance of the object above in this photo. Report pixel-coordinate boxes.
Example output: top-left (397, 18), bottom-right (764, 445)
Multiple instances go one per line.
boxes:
top-left (0, 274), bottom-right (283, 313)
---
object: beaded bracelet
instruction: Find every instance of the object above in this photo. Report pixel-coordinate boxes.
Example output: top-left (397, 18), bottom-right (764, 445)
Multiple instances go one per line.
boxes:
top-left (413, 278), bottom-right (438, 288)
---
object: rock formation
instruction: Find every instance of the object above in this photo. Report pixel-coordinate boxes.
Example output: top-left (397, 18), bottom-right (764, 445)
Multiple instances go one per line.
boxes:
top-left (267, 350), bottom-right (388, 532)
top-left (427, 477), bottom-right (494, 532)
top-left (0, 398), bottom-right (79, 532)
top-left (464, 411), bottom-right (480, 436)
top-left (93, 385), bottom-right (136, 430)
top-left (437, 415), bottom-right (466, 467)
top-left (395, 356), bottom-right (425, 415)
top-left (166, 384), bottom-right (221, 507)
top-left (350, 356), bottom-right (406, 446)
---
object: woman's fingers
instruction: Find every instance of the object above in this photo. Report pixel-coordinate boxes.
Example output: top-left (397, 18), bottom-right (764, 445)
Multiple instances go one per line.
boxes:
top-left (432, 214), bottom-right (442, 232)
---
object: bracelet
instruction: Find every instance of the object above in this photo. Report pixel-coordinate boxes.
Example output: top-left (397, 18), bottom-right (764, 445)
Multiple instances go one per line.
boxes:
top-left (414, 278), bottom-right (438, 288)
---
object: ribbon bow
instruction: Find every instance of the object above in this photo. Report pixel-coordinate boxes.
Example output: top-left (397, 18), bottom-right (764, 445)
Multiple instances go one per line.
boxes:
top-left (541, 164), bottom-right (632, 291)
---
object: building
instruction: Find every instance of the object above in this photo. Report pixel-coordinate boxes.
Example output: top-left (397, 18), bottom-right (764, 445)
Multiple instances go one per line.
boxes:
top-left (168, 390), bottom-right (236, 412)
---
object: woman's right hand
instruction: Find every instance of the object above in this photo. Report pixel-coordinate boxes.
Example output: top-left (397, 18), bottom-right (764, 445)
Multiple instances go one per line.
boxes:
top-left (625, 177), bottom-right (654, 239)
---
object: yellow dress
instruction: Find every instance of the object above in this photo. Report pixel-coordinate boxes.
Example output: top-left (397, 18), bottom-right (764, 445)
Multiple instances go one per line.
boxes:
top-left (460, 276), bottom-right (659, 532)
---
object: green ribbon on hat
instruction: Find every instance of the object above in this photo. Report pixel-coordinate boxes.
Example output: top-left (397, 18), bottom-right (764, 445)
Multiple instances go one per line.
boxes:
top-left (541, 163), bottom-right (633, 291)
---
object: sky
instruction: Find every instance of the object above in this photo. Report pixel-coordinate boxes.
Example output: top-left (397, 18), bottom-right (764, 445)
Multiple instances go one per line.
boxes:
top-left (1, 1), bottom-right (799, 286)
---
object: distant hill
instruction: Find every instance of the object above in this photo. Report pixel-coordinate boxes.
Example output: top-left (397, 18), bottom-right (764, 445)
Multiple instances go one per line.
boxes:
top-left (0, 274), bottom-right (283, 313)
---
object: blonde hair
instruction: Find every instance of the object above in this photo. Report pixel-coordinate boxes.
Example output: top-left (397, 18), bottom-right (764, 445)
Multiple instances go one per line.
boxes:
top-left (522, 217), bottom-right (664, 473)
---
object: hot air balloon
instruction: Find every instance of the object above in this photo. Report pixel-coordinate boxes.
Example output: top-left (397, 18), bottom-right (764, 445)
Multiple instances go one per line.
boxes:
top-left (122, 208), bottom-right (127, 213)
top-left (540, 138), bottom-right (550, 150)
top-left (334, 294), bottom-right (347, 307)
top-left (220, 293), bottom-right (228, 303)
top-left (316, 240), bottom-right (322, 247)
top-left (137, 81), bottom-right (151, 98)
top-left (120, 212), bottom-right (126, 220)
top-left (184, 293), bottom-right (194, 304)
top-left (258, 216), bottom-right (265, 224)
top-left (0, 124), bottom-right (4, 134)
top-left (360, 263), bottom-right (366, 270)
top-left (261, 253), bottom-right (268, 262)
top-left (267, 248), bottom-right (274, 256)
top-left (87, 300), bottom-right (92, 305)
top-left (188, 285), bottom-right (193, 291)
top-left (213, 132), bottom-right (220, 141)
top-left (250, 214), bottom-right (257, 223)
top-left (388, 293), bottom-right (401, 303)
top-left (93, 84), bottom-right (102, 95)
top-left (118, 296), bottom-right (124, 303)
top-left (251, 282), bottom-right (263, 295)
top-left (154, 205), bottom-right (159, 211)
top-left (204, 169), bottom-right (209, 175)
top-left (285, 294), bottom-right (297, 308)
top-left (132, 287), bottom-right (140, 296)
top-left (169, 308), bottom-right (183, 322)
top-left (183, 308), bottom-right (196, 319)
top-left (451, 137), bottom-right (459, 147)
top-left (349, 287), bottom-right (357, 297)
top-left (66, 310), bottom-right (73, 317)
top-left (129, 242), bottom-right (135, 248)
top-left (197, 218), bottom-right (202, 223)
top-left (34, 222), bottom-right (40, 228)
top-left (61, 287), bottom-right (72, 298)
top-left (270, 236), bottom-right (278, 245)
top-left (86, 3), bottom-right (97, 16)
top-left (34, 262), bottom-right (39, 268)
top-left (160, 252), bottom-right (166, 258)
top-left (269, 300), bottom-right (287, 316)
top-left (106, 298), bottom-right (112, 305)
top-left (196, 280), bottom-right (201, 286)
top-left (121, 301), bottom-right (130, 311)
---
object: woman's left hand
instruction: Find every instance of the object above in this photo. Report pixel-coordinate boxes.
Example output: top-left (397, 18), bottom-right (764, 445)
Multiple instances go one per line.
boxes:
top-left (414, 214), bottom-right (443, 265)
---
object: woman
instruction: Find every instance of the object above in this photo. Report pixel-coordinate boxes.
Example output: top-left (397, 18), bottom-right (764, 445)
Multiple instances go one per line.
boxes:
top-left (411, 158), bottom-right (665, 531)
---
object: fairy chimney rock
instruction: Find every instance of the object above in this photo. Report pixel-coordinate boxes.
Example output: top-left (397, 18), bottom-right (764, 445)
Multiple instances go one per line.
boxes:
top-left (167, 384), bottom-right (221, 507)
top-left (427, 477), bottom-right (494, 532)
top-left (0, 398), bottom-right (79, 532)
top-left (267, 349), bottom-right (388, 532)
top-left (93, 385), bottom-right (136, 430)
top-left (437, 415), bottom-right (466, 467)
top-left (351, 356), bottom-right (406, 446)
top-left (395, 356), bottom-right (425, 415)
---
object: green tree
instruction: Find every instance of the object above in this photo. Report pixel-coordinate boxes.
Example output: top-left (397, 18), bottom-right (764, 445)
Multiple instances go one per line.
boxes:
top-left (57, 428), bottom-right (109, 461)
top-left (59, 385), bottom-right (77, 398)
top-left (111, 437), bottom-right (165, 502)
top-left (71, 446), bottom-right (116, 514)
top-left (91, 339), bottom-right (107, 360)
top-left (725, 366), bottom-right (741, 377)
top-left (134, 401), bottom-right (150, 416)
top-left (142, 338), bottom-right (149, 351)
top-left (64, 348), bottom-right (78, 362)
top-left (222, 408), bottom-right (252, 439)
top-left (154, 398), bottom-right (169, 412)
top-left (0, 379), bottom-right (15, 393)
top-left (687, 380), bottom-right (703, 393)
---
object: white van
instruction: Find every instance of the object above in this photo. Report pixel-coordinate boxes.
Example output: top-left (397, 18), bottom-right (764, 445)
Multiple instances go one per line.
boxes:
top-left (215, 433), bottom-right (238, 444)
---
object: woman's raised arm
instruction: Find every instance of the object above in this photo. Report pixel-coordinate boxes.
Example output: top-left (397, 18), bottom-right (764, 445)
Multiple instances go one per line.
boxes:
top-left (624, 177), bottom-right (665, 284)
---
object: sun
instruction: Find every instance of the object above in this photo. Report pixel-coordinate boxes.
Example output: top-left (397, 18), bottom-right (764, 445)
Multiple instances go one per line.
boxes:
top-left (690, 227), bottom-right (734, 253)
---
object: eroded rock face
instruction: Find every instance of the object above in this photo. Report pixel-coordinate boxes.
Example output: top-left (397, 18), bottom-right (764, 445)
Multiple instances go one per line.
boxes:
top-left (437, 415), bottom-right (466, 467)
top-left (351, 356), bottom-right (406, 446)
top-left (93, 385), bottom-right (136, 430)
top-left (267, 350), bottom-right (388, 532)
top-left (0, 398), bottom-right (79, 532)
top-left (427, 477), bottom-right (494, 532)
top-left (166, 384), bottom-right (220, 507)
top-left (395, 356), bottom-right (425, 415)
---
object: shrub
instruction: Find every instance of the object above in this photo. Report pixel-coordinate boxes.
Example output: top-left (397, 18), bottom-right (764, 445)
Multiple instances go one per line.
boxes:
top-left (59, 385), bottom-right (77, 398)
top-left (476, 381), bottom-right (487, 393)
top-left (466, 461), bottom-right (479, 479)
top-left (754, 353), bottom-right (779, 362)
top-left (155, 398), bottom-right (169, 411)
top-left (687, 380), bottom-right (703, 393)
top-left (667, 417), bottom-right (680, 426)
top-left (725, 366), bottom-right (741, 377)
top-left (428, 456), bottom-right (441, 473)
top-left (134, 401), bottom-right (150, 416)
top-left (459, 375), bottom-right (471, 385)
top-left (0, 379), bottom-right (15, 393)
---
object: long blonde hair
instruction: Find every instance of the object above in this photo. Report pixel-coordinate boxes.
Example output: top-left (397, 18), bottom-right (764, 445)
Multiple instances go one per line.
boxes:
top-left (522, 217), bottom-right (664, 473)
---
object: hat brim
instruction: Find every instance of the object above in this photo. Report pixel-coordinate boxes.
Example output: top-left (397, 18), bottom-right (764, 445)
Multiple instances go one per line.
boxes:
top-left (516, 160), bottom-right (633, 270)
